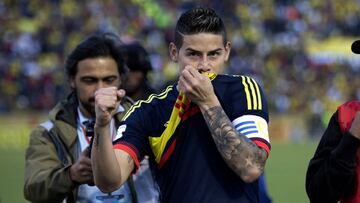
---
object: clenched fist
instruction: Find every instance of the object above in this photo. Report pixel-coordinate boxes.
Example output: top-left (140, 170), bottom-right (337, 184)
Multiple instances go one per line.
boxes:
top-left (178, 65), bottom-right (220, 110)
top-left (94, 87), bottom-right (125, 127)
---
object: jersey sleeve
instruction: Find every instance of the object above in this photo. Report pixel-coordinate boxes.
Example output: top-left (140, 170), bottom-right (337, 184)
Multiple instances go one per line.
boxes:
top-left (113, 105), bottom-right (152, 171)
top-left (227, 75), bottom-right (271, 155)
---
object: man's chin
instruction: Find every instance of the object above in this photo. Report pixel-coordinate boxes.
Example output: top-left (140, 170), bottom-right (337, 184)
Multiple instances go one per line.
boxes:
top-left (82, 104), bottom-right (95, 118)
top-left (88, 106), bottom-right (96, 117)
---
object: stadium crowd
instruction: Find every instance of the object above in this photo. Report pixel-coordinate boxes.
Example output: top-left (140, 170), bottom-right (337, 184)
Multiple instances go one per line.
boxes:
top-left (1, 0), bottom-right (359, 136)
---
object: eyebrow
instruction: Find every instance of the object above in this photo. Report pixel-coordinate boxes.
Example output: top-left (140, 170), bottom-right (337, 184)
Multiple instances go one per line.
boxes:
top-left (185, 48), bottom-right (223, 53)
top-left (81, 75), bottom-right (118, 80)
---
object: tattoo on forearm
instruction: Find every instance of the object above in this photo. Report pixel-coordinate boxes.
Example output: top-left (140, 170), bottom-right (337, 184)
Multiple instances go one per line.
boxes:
top-left (127, 154), bottom-right (132, 164)
top-left (203, 106), bottom-right (267, 178)
top-left (94, 133), bottom-right (100, 149)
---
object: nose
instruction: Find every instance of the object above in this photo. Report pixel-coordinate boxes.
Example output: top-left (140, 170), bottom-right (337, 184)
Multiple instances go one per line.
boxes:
top-left (197, 56), bottom-right (210, 72)
top-left (95, 81), bottom-right (106, 90)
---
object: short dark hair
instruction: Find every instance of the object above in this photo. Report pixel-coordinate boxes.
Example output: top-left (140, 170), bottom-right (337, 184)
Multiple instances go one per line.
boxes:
top-left (120, 42), bottom-right (152, 75)
top-left (174, 7), bottom-right (227, 48)
top-left (65, 32), bottom-right (128, 83)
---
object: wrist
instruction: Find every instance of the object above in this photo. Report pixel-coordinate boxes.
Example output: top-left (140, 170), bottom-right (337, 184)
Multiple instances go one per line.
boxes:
top-left (199, 95), bottom-right (221, 112)
top-left (69, 165), bottom-right (80, 186)
top-left (94, 123), bottom-right (111, 138)
top-left (95, 119), bottom-right (110, 129)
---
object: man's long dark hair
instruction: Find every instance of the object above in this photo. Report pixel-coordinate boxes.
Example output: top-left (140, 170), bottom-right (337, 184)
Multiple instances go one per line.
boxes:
top-left (65, 32), bottom-right (128, 88)
top-left (174, 7), bottom-right (227, 48)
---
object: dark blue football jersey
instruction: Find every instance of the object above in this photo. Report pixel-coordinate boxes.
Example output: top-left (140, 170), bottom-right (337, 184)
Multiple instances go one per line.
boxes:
top-left (114, 74), bottom-right (270, 203)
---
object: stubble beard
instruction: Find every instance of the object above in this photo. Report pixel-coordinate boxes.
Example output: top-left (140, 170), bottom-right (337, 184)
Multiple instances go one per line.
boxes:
top-left (80, 99), bottom-right (96, 118)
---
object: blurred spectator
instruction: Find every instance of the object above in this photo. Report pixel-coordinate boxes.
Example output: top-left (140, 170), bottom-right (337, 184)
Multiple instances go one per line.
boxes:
top-left (306, 100), bottom-right (360, 202)
top-left (121, 42), bottom-right (157, 101)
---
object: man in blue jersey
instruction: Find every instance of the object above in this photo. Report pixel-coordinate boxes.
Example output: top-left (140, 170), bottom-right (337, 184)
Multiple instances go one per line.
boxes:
top-left (92, 7), bottom-right (270, 202)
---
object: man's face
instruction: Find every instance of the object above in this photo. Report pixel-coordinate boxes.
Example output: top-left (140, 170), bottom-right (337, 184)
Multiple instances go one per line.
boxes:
top-left (169, 33), bottom-right (231, 74)
top-left (126, 70), bottom-right (145, 95)
top-left (70, 57), bottom-right (121, 118)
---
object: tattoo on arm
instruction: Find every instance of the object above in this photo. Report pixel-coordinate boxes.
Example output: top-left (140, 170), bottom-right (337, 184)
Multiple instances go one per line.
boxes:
top-left (127, 154), bottom-right (132, 164)
top-left (94, 133), bottom-right (100, 149)
top-left (203, 106), bottom-right (267, 179)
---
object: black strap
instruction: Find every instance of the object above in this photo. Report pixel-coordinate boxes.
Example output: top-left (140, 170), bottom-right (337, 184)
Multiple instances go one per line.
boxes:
top-left (47, 131), bottom-right (69, 166)
top-left (83, 120), bottom-right (95, 158)
top-left (127, 175), bottom-right (138, 203)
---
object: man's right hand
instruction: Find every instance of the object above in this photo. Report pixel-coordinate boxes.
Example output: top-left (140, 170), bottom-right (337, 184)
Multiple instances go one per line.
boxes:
top-left (178, 65), bottom-right (220, 110)
top-left (70, 148), bottom-right (93, 185)
top-left (94, 87), bottom-right (125, 127)
top-left (350, 112), bottom-right (360, 139)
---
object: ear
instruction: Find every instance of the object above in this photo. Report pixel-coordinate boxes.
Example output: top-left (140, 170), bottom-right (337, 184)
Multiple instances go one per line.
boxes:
top-left (169, 42), bottom-right (179, 63)
top-left (224, 41), bottom-right (231, 62)
top-left (70, 77), bottom-right (75, 89)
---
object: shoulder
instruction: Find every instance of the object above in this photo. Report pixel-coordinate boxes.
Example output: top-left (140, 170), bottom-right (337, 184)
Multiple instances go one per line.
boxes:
top-left (214, 74), bottom-right (259, 82)
top-left (214, 74), bottom-right (264, 92)
top-left (39, 120), bottom-right (54, 132)
top-left (28, 121), bottom-right (55, 145)
top-left (122, 85), bottom-right (175, 121)
top-left (215, 74), bottom-right (267, 111)
top-left (30, 120), bottom-right (55, 136)
top-left (339, 100), bottom-right (360, 110)
top-left (337, 100), bottom-right (360, 133)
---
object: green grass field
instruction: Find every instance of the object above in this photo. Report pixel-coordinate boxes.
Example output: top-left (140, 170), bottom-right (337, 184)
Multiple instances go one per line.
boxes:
top-left (265, 141), bottom-right (317, 203)
top-left (0, 113), bottom-right (318, 203)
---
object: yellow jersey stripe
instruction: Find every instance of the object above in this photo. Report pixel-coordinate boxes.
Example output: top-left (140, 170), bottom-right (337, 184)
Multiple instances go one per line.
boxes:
top-left (241, 76), bottom-right (252, 110)
top-left (251, 77), bottom-right (262, 110)
top-left (149, 74), bottom-right (215, 163)
top-left (123, 85), bottom-right (173, 120)
top-left (246, 76), bottom-right (258, 110)
top-left (149, 92), bottom-right (188, 163)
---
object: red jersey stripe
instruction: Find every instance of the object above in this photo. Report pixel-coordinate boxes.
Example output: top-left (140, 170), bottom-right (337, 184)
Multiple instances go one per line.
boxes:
top-left (113, 143), bottom-right (140, 172)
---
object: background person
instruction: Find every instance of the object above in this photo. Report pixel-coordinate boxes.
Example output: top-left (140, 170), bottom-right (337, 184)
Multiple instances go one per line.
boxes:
top-left (306, 100), bottom-right (360, 203)
top-left (121, 42), bottom-right (157, 101)
top-left (24, 33), bottom-right (137, 203)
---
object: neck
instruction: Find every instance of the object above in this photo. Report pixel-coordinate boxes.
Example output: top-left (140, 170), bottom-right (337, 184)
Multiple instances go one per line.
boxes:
top-left (79, 106), bottom-right (93, 120)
